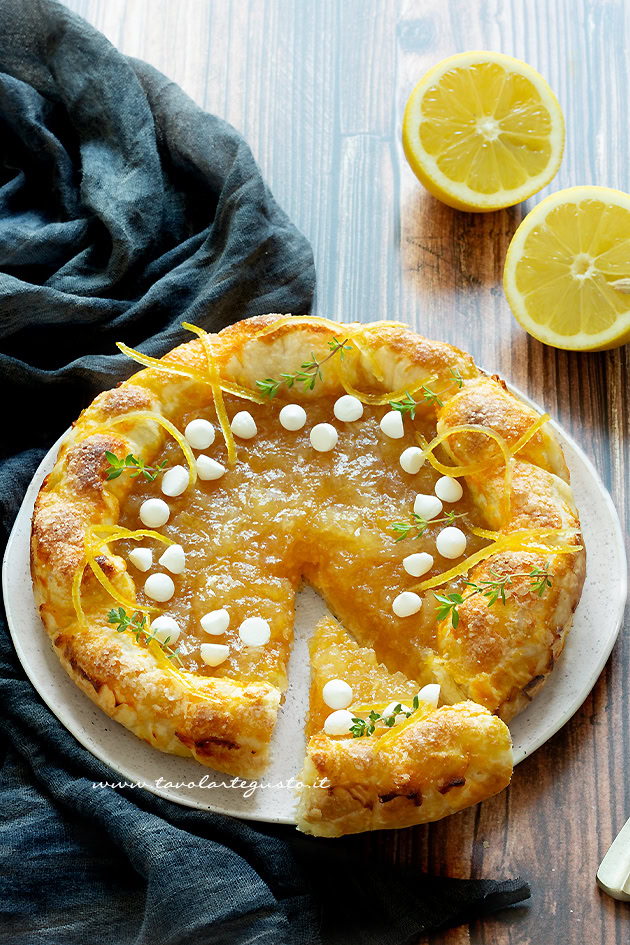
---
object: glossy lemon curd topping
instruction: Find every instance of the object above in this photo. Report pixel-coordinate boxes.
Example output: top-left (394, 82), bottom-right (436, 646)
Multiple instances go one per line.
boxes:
top-left (117, 396), bottom-right (490, 689)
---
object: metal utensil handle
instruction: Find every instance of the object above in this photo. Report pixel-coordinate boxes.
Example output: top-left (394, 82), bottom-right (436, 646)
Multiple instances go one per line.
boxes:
top-left (597, 816), bottom-right (630, 901)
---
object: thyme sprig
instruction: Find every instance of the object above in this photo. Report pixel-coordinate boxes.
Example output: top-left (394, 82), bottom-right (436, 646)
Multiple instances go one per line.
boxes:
top-left (256, 337), bottom-right (352, 398)
top-left (389, 369), bottom-right (464, 418)
top-left (105, 451), bottom-right (167, 483)
top-left (434, 562), bottom-right (553, 628)
top-left (350, 695), bottom-right (420, 737)
top-left (107, 607), bottom-right (183, 666)
top-left (392, 510), bottom-right (466, 542)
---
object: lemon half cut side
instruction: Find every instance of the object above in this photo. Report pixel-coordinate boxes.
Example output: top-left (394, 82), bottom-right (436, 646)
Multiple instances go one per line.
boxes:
top-left (504, 186), bottom-right (630, 351)
top-left (402, 51), bottom-right (565, 212)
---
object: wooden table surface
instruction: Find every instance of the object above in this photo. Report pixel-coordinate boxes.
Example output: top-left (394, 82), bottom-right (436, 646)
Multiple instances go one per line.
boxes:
top-left (62, 1), bottom-right (630, 942)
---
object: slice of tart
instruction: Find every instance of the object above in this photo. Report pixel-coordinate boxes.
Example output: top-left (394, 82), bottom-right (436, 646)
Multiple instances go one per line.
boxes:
top-left (296, 617), bottom-right (513, 837)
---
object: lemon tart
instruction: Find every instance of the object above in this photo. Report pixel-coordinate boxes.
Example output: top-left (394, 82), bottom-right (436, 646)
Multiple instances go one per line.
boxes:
top-left (31, 314), bottom-right (585, 826)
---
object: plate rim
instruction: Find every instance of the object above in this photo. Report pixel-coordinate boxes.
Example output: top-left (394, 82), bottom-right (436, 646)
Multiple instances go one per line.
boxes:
top-left (507, 384), bottom-right (627, 763)
top-left (3, 385), bottom-right (627, 825)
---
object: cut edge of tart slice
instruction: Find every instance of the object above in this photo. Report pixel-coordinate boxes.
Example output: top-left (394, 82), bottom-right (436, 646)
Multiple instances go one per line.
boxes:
top-left (295, 616), bottom-right (513, 837)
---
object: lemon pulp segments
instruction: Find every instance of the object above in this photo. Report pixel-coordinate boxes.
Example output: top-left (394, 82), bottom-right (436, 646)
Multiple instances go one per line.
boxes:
top-left (504, 186), bottom-right (630, 350)
top-left (402, 52), bottom-right (564, 211)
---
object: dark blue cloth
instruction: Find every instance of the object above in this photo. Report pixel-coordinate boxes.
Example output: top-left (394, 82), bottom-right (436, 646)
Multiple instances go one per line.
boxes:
top-left (0, 1), bottom-right (530, 942)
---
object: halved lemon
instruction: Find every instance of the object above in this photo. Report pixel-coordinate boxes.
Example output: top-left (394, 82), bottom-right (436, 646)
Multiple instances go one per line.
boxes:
top-left (402, 51), bottom-right (564, 212)
top-left (504, 186), bottom-right (630, 351)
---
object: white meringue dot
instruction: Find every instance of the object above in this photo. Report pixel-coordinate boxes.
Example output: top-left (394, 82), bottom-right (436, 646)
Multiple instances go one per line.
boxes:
top-left (144, 573), bottom-right (175, 603)
top-left (380, 410), bottom-right (404, 439)
top-left (161, 465), bottom-right (189, 497)
top-left (324, 709), bottom-right (355, 737)
top-left (238, 616), bottom-right (271, 647)
top-left (158, 544), bottom-right (186, 575)
top-left (436, 526), bottom-right (467, 559)
top-left (400, 446), bottom-right (424, 474)
top-left (279, 404), bottom-right (307, 431)
top-left (413, 493), bottom-right (443, 520)
top-left (128, 547), bottom-right (152, 572)
top-left (310, 422), bottom-right (338, 452)
top-left (417, 683), bottom-right (441, 708)
top-left (150, 615), bottom-right (181, 646)
top-left (185, 418), bottom-right (215, 450)
top-left (200, 642), bottom-right (230, 667)
top-left (392, 591), bottom-right (423, 618)
top-left (322, 679), bottom-right (353, 710)
top-left (230, 411), bottom-right (257, 439)
top-left (402, 551), bottom-right (434, 578)
top-left (435, 476), bottom-right (464, 503)
top-left (382, 701), bottom-right (411, 722)
top-left (200, 609), bottom-right (230, 636)
top-left (333, 395), bottom-right (364, 423)
top-left (196, 455), bottom-right (226, 481)
top-left (139, 498), bottom-right (170, 528)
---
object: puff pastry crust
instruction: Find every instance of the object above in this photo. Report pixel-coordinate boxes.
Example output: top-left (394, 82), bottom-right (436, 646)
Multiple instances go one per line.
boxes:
top-left (30, 314), bottom-right (585, 796)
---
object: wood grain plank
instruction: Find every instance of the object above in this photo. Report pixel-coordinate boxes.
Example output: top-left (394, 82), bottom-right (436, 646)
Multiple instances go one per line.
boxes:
top-left (337, 0), bottom-right (398, 136)
top-left (332, 134), bottom-right (399, 322)
top-left (395, 2), bottom-right (630, 943)
top-left (56, 1), bottom-right (630, 942)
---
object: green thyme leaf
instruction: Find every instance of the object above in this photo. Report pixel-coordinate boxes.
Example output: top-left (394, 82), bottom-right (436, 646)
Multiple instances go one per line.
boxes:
top-left (436, 562), bottom-right (553, 628)
top-left (389, 391), bottom-right (418, 419)
top-left (107, 607), bottom-right (182, 664)
top-left (391, 511), bottom-right (466, 542)
top-left (255, 338), bottom-right (350, 399)
top-left (104, 452), bottom-right (168, 483)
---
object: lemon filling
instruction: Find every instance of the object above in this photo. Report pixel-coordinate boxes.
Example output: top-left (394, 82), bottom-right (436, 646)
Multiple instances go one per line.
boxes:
top-left (70, 319), bottom-right (577, 746)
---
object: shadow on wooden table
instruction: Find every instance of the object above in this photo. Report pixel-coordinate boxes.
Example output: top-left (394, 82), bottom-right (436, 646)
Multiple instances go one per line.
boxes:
top-left (401, 189), bottom-right (525, 294)
top-left (349, 664), bottom-right (620, 943)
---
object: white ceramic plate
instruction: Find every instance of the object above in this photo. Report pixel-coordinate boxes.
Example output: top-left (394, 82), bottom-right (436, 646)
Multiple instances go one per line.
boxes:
top-left (3, 390), bottom-right (626, 825)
